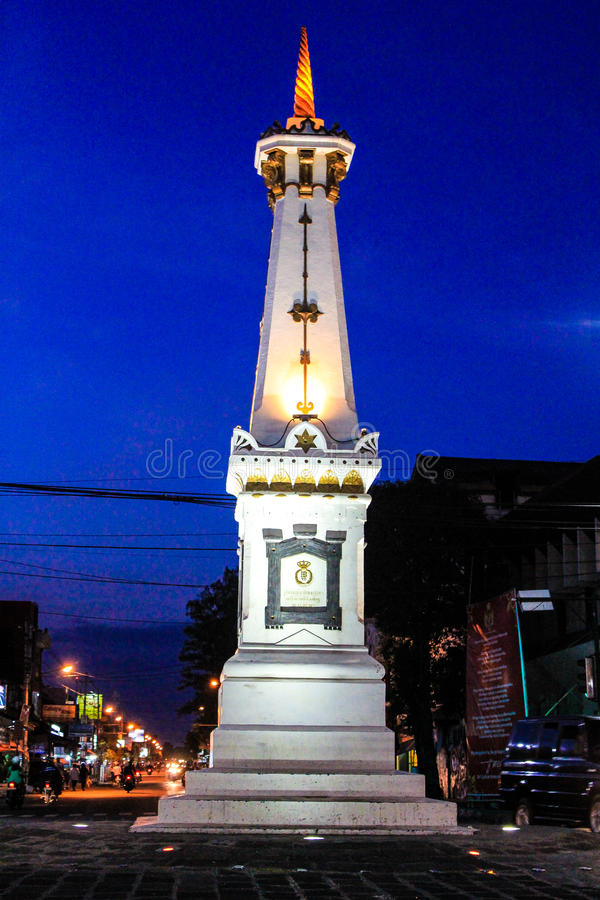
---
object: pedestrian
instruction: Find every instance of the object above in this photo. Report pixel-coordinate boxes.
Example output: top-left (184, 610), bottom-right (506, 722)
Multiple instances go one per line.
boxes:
top-left (79, 760), bottom-right (89, 791)
top-left (69, 762), bottom-right (79, 791)
top-left (57, 761), bottom-right (67, 787)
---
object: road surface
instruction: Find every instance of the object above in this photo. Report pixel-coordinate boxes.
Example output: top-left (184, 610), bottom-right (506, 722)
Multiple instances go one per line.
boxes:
top-left (1, 772), bottom-right (182, 822)
top-left (1, 776), bottom-right (598, 898)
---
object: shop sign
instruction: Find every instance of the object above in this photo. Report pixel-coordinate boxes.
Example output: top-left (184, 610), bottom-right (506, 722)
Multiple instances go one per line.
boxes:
top-left (69, 722), bottom-right (94, 737)
top-left (42, 704), bottom-right (77, 721)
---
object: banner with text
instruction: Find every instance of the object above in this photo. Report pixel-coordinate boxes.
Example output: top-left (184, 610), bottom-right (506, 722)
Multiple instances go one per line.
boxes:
top-left (466, 590), bottom-right (525, 795)
top-left (42, 704), bottom-right (77, 721)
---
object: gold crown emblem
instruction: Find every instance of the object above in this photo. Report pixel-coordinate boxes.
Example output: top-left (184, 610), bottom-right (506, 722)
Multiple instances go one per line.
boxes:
top-left (295, 558), bottom-right (313, 585)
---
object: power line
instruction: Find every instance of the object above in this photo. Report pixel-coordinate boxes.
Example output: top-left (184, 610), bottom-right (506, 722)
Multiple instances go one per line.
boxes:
top-left (0, 541), bottom-right (236, 550)
top-left (0, 481), bottom-right (235, 507)
top-left (0, 556), bottom-right (208, 585)
top-left (0, 531), bottom-right (237, 537)
top-left (46, 665), bottom-right (184, 680)
top-left (0, 569), bottom-right (207, 589)
top-left (40, 609), bottom-right (189, 624)
top-left (21, 475), bottom-right (221, 485)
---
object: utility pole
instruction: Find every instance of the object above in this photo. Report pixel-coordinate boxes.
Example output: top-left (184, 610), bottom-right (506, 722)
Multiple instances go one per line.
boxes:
top-left (591, 589), bottom-right (600, 714)
top-left (22, 671), bottom-right (31, 774)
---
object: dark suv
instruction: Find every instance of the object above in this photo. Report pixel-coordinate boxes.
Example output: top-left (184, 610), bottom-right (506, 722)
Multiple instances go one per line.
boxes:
top-left (500, 715), bottom-right (600, 832)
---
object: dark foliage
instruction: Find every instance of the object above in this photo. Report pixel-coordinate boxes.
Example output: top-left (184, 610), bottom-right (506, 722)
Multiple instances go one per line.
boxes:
top-left (178, 567), bottom-right (239, 746)
top-left (364, 477), bottom-right (488, 797)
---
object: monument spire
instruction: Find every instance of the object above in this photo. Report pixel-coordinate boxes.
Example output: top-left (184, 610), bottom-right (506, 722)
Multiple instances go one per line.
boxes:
top-left (293, 26), bottom-right (315, 119)
top-left (287, 27), bottom-right (324, 130)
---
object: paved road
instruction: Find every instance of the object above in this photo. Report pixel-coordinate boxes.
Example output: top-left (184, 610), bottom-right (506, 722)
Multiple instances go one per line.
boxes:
top-left (1, 778), bottom-right (599, 898)
top-left (0, 773), bottom-right (180, 821)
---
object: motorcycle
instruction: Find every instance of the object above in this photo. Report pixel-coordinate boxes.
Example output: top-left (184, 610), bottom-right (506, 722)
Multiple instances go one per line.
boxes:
top-left (122, 772), bottom-right (135, 793)
top-left (42, 780), bottom-right (58, 805)
top-left (6, 780), bottom-right (24, 810)
top-left (135, 769), bottom-right (142, 784)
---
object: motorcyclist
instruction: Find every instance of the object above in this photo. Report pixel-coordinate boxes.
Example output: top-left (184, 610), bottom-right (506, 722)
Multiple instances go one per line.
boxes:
top-left (6, 756), bottom-right (25, 804)
top-left (40, 758), bottom-right (63, 797)
top-left (121, 759), bottom-right (136, 785)
top-left (7, 757), bottom-right (24, 785)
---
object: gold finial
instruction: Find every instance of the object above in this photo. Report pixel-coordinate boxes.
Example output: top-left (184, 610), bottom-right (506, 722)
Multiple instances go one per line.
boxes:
top-left (286, 27), bottom-right (324, 129)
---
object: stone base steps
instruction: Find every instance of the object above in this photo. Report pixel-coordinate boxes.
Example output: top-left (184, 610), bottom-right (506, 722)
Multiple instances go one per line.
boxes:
top-left (132, 795), bottom-right (460, 834)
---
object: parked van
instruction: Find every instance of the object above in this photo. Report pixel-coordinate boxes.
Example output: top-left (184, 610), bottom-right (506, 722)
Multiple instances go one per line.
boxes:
top-left (500, 715), bottom-right (600, 832)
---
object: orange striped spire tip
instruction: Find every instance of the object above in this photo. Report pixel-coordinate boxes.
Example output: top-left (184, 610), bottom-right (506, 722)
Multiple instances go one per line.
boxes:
top-left (286, 27), bottom-right (324, 129)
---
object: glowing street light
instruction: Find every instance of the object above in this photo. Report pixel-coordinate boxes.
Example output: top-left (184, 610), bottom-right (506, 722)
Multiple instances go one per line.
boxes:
top-left (209, 679), bottom-right (219, 688)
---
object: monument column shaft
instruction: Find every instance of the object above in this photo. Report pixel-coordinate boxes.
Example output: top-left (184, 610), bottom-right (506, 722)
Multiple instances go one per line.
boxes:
top-left (250, 160), bottom-right (358, 447)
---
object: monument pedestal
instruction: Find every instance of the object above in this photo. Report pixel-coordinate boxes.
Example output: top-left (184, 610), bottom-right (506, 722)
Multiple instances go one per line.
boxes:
top-left (132, 644), bottom-right (463, 834)
top-left (210, 647), bottom-right (394, 771)
top-left (131, 770), bottom-right (459, 834)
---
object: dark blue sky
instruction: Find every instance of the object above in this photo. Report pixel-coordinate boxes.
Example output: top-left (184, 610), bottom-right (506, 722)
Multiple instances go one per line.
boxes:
top-left (1, 1), bottom-right (598, 740)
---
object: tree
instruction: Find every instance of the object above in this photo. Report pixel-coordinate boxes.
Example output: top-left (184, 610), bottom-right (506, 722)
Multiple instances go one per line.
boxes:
top-left (161, 741), bottom-right (174, 761)
top-left (178, 567), bottom-right (239, 748)
top-left (364, 477), bottom-right (487, 798)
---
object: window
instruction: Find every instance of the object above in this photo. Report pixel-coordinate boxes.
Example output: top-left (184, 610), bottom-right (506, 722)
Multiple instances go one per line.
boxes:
top-left (557, 725), bottom-right (586, 757)
top-left (539, 723), bottom-right (559, 754)
top-left (586, 722), bottom-right (600, 762)
top-left (508, 721), bottom-right (539, 759)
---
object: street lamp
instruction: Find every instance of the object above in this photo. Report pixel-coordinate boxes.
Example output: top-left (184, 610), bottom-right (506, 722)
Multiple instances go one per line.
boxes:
top-left (61, 663), bottom-right (99, 757)
top-left (61, 665), bottom-right (97, 716)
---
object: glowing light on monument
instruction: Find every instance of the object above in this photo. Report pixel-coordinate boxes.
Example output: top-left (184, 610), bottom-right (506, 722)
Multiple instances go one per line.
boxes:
top-left (282, 371), bottom-right (325, 419)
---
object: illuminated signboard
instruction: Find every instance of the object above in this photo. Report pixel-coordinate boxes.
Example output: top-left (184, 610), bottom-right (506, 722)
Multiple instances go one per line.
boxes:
top-left (76, 693), bottom-right (103, 720)
top-left (0, 684), bottom-right (6, 709)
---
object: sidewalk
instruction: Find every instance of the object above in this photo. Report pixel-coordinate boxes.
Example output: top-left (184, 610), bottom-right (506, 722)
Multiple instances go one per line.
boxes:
top-left (0, 817), bottom-right (598, 898)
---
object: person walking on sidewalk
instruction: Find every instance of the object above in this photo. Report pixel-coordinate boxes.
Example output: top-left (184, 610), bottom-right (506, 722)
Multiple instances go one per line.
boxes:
top-left (79, 761), bottom-right (89, 791)
top-left (69, 762), bottom-right (79, 790)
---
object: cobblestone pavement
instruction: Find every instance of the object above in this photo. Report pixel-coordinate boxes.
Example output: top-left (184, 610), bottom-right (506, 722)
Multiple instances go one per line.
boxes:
top-left (1, 817), bottom-right (598, 898)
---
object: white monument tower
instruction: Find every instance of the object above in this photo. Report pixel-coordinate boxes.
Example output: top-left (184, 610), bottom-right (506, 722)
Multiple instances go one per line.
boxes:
top-left (135, 29), bottom-right (456, 833)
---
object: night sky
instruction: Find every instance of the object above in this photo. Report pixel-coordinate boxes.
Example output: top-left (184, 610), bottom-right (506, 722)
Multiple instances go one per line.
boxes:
top-left (1, 1), bottom-right (598, 741)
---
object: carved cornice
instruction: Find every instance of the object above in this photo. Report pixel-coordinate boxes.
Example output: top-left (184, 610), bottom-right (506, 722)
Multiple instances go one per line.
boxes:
top-left (259, 119), bottom-right (352, 141)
